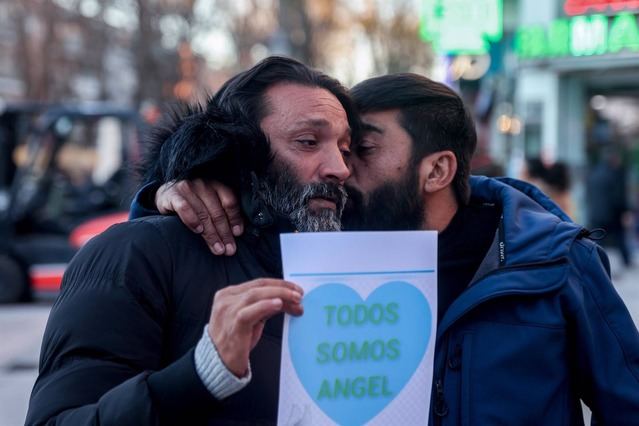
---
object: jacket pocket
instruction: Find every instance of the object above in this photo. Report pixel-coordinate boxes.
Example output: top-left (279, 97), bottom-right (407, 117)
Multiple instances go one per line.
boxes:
top-left (462, 320), bottom-right (568, 425)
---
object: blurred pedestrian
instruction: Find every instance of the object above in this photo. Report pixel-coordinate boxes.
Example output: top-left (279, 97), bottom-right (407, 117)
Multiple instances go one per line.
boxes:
top-left (521, 157), bottom-right (574, 218)
top-left (544, 162), bottom-right (574, 218)
top-left (587, 148), bottom-right (633, 267)
top-left (521, 157), bottom-right (546, 189)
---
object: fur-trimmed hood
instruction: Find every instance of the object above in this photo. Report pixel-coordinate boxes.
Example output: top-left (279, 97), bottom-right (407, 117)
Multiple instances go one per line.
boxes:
top-left (139, 100), bottom-right (270, 192)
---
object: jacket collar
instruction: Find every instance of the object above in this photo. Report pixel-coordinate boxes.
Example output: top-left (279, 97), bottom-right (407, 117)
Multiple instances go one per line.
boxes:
top-left (469, 176), bottom-right (582, 267)
top-left (435, 176), bottom-right (583, 337)
top-left (242, 214), bottom-right (296, 278)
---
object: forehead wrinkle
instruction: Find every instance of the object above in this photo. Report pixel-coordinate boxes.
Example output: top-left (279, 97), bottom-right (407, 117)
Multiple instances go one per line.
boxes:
top-left (262, 85), bottom-right (350, 136)
top-left (292, 118), bottom-right (331, 128)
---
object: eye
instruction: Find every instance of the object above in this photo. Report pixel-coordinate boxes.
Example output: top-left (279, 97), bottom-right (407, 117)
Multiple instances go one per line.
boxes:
top-left (356, 144), bottom-right (375, 156)
top-left (295, 139), bottom-right (317, 147)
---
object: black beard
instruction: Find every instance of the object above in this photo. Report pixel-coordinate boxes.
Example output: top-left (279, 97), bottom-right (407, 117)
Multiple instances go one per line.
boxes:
top-left (259, 160), bottom-right (348, 232)
top-left (342, 169), bottom-right (424, 231)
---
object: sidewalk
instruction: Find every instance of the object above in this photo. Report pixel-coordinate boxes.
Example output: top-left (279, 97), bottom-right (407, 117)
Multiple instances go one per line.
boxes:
top-left (607, 250), bottom-right (639, 326)
top-left (0, 304), bottom-right (49, 426)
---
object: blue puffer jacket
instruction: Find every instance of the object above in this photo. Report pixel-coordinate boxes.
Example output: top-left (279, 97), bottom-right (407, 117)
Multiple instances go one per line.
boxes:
top-left (430, 176), bottom-right (639, 425)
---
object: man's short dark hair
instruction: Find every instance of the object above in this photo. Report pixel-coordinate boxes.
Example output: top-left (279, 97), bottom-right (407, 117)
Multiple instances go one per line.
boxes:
top-left (350, 74), bottom-right (477, 205)
top-left (142, 56), bottom-right (359, 189)
top-left (213, 56), bottom-right (359, 134)
top-left (525, 158), bottom-right (546, 181)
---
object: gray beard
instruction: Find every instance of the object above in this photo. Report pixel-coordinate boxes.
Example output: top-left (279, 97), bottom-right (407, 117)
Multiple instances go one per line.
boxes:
top-left (259, 162), bottom-right (347, 232)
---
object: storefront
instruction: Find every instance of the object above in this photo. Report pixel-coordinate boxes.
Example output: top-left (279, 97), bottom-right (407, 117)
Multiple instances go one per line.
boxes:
top-left (509, 0), bottom-right (639, 225)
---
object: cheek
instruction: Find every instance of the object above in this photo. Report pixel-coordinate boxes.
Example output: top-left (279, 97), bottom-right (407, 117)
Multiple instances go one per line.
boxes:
top-left (277, 150), bottom-right (317, 182)
top-left (350, 159), bottom-right (385, 193)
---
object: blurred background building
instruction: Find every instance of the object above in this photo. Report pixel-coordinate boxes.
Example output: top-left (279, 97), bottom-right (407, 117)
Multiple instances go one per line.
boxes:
top-left (510, 0), bottom-right (639, 228)
top-left (0, 0), bottom-right (638, 252)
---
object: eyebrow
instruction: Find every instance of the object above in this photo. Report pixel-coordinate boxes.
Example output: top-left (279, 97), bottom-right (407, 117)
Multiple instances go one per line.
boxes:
top-left (290, 118), bottom-right (332, 130)
top-left (290, 118), bottom-right (352, 135)
top-left (361, 122), bottom-right (383, 134)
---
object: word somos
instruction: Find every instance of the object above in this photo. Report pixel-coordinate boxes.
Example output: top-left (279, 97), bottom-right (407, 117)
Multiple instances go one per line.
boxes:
top-left (316, 339), bottom-right (401, 364)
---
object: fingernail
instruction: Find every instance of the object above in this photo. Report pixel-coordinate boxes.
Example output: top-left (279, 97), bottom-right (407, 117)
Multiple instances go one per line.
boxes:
top-left (292, 291), bottom-right (302, 301)
top-left (225, 244), bottom-right (236, 256)
top-left (213, 243), bottom-right (224, 254)
top-left (232, 225), bottom-right (242, 236)
top-left (195, 224), bottom-right (204, 233)
top-left (272, 298), bottom-right (283, 306)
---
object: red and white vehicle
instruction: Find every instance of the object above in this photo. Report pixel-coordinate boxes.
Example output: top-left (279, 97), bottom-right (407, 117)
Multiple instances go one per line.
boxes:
top-left (0, 103), bottom-right (143, 302)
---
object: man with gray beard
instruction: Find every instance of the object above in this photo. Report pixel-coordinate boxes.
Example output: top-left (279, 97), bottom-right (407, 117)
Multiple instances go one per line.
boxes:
top-left (27, 56), bottom-right (358, 425)
top-left (260, 161), bottom-right (347, 232)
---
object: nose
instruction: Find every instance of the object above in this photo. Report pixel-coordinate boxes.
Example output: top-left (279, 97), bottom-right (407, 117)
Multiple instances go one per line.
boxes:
top-left (319, 145), bottom-right (350, 184)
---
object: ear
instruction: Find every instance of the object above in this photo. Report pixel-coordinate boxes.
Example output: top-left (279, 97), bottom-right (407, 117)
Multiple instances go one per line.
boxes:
top-left (417, 151), bottom-right (457, 195)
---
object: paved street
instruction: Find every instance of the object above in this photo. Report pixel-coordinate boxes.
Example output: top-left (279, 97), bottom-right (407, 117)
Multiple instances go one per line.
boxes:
top-left (1, 253), bottom-right (638, 426)
top-left (0, 303), bottom-right (50, 426)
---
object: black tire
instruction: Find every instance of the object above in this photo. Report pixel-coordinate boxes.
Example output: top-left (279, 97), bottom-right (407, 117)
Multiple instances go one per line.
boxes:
top-left (0, 254), bottom-right (29, 303)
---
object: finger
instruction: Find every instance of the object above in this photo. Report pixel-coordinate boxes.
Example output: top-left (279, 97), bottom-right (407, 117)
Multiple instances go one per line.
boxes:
top-left (213, 182), bottom-right (244, 237)
top-left (237, 298), bottom-right (284, 328)
top-left (174, 183), bottom-right (226, 255)
top-left (196, 187), bottom-right (236, 256)
top-left (228, 278), bottom-right (304, 296)
top-left (236, 298), bottom-right (303, 329)
top-left (168, 195), bottom-right (206, 233)
top-left (282, 300), bottom-right (304, 317)
top-left (155, 182), bottom-right (175, 214)
top-left (242, 286), bottom-right (303, 306)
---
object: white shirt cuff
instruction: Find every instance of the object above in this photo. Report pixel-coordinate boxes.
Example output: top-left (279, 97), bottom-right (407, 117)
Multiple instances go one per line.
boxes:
top-left (194, 325), bottom-right (252, 399)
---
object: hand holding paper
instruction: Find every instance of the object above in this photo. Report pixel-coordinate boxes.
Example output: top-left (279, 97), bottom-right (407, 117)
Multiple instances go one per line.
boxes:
top-left (209, 278), bottom-right (304, 377)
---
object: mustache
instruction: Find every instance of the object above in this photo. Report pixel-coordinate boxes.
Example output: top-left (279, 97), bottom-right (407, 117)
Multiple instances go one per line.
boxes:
top-left (301, 182), bottom-right (348, 213)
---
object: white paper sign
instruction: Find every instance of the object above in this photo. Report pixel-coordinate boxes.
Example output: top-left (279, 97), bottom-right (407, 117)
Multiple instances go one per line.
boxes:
top-left (278, 231), bottom-right (437, 426)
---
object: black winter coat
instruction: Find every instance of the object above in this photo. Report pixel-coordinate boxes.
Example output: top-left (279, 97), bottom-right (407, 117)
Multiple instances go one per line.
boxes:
top-left (27, 216), bottom-right (285, 425)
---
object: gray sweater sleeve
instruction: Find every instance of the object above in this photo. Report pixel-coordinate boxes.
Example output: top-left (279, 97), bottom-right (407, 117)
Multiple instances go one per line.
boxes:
top-left (194, 325), bottom-right (252, 399)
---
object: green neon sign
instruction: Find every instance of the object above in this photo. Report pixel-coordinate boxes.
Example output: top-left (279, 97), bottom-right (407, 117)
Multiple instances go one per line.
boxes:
top-left (420, 0), bottom-right (503, 55)
top-left (516, 12), bottom-right (639, 59)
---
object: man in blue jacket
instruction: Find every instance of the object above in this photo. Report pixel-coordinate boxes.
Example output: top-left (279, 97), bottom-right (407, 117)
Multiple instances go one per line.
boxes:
top-left (137, 73), bottom-right (639, 424)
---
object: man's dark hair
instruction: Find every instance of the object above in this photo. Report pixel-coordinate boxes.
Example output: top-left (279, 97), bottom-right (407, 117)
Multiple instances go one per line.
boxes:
top-left (525, 157), bottom-right (546, 181)
top-left (545, 162), bottom-right (571, 192)
top-left (141, 56), bottom-right (359, 190)
top-left (350, 74), bottom-right (477, 205)
top-left (212, 56), bottom-right (359, 133)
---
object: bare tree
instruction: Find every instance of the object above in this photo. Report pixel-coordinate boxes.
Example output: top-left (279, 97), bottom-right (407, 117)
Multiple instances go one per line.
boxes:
top-left (6, 0), bottom-right (435, 103)
top-left (12, 0), bottom-right (59, 100)
top-left (132, 0), bottom-right (199, 104)
top-left (356, 0), bottom-right (434, 75)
